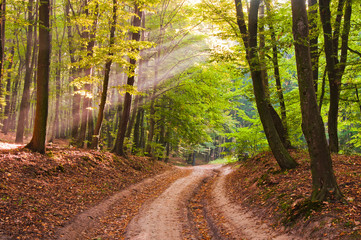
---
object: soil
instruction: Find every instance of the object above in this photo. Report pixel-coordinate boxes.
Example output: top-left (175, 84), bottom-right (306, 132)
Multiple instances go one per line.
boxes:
top-left (125, 165), bottom-right (221, 240)
top-left (205, 166), bottom-right (299, 240)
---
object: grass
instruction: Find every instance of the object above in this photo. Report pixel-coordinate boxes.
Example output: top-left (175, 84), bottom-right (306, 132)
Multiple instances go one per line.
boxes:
top-left (209, 156), bottom-right (238, 165)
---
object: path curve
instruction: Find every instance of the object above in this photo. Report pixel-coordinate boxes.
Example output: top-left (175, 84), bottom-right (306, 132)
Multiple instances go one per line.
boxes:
top-left (208, 166), bottom-right (301, 240)
top-left (56, 168), bottom-right (186, 240)
top-left (125, 165), bottom-right (221, 239)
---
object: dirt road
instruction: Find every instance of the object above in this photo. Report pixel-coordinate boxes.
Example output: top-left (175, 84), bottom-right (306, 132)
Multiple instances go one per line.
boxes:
top-left (125, 165), bottom-right (220, 239)
top-left (57, 165), bottom-right (299, 239)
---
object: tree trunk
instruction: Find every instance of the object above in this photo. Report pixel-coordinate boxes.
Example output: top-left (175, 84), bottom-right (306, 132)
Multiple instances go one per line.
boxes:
top-left (26, 0), bottom-right (50, 153)
top-left (125, 100), bottom-right (138, 139)
top-left (146, 98), bottom-right (156, 155)
top-left (263, 2), bottom-right (291, 148)
top-left (308, 0), bottom-right (319, 93)
top-left (319, 0), bottom-right (351, 153)
top-left (78, 83), bottom-right (90, 147)
top-left (291, 0), bottom-right (342, 201)
top-left (113, 5), bottom-right (143, 156)
top-left (90, 0), bottom-right (117, 148)
top-left (86, 107), bottom-right (94, 145)
top-left (132, 106), bottom-right (142, 154)
top-left (53, 50), bottom-right (61, 139)
top-left (2, 45), bottom-right (14, 134)
top-left (234, 0), bottom-right (297, 169)
top-left (8, 66), bottom-right (21, 132)
top-left (0, 0), bottom-right (6, 102)
top-left (319, 65), bottom-right (327, 111)
top-left (192, 151), bottom-right (196, 166)
top-left (65, 2), bottom-right (80, 140)
top-left (139, 107), bottom-right (145, 150)
top-left (16, 0), bottom-right (34, 143)
top-left (78, 2), bottom-right (98, 147)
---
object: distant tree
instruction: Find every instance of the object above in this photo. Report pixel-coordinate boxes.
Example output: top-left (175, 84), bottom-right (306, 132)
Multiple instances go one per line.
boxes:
top-left (26, 0), bottom-right (51, 153)
top-left (291, 0), bottom-right (342, 201)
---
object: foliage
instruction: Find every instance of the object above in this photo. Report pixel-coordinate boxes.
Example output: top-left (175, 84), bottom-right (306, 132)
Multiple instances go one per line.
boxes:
top-left (209, 156), bottom-right (237, 165)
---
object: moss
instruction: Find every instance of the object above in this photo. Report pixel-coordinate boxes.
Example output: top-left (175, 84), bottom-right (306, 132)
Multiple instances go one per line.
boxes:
top-left (282, 199), bottom-right (324, 226)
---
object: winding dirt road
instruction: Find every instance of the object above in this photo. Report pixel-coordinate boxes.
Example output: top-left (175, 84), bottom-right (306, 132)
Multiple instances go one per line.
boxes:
top-left (125, 165), bottom-right (220, 239)
top-left (57, 165), bottom-right (299, 239)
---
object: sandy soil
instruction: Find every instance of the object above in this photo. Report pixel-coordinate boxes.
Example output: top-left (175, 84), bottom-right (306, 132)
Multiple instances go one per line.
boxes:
top-left (125, 165), bottom-right (221, 239)
top-left (207, 166), bottom-right (300, 240)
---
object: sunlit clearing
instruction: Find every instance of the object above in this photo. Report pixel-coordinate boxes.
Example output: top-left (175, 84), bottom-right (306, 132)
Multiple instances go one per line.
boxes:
top-left (0, 142), bottom-right (24, 150)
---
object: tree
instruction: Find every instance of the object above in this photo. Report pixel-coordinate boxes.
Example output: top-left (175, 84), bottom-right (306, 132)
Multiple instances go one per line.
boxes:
top-left (77, 1), bottom-right (99, 147)
top-left (113, 3), bottom-right (143, 156)
top-left (26, 0), bottom-right (51, 153)
top-left (234, 0), bottom-right (297, 169)
top-left (0, 0), bottom-right (6, 103)
top-left (308, 0), bottom-right (319, 93)
top-left (16, 0), bottom-right (35, 144)
top-left (91, 0), bottom-right (117, 149)
top-left (2, 45), bottom-right (14, 134)
top-left (319, 0), bottom-right (352, 153)
top-left (291, 0), bottom-right (342, 201)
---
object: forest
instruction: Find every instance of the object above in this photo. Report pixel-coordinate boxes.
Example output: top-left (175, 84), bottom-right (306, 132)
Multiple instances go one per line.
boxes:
top-left (0, 0), bottom-right (361, 238)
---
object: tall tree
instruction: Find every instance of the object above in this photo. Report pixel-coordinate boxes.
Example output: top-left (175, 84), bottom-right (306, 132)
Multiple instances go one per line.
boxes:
top-left (291, 0), bottom-right (342, 201)
top-left (26, 0), bottom-right (51, 153)
top-left (234, 0), bottom-right (297, 169)
top-left (0, 0), bottom-right (6, 102)
top-left (319, 0), bottom-right (352, 153)
top-left (113, 3), bottom-right (143, 156)
top-left (308, 0), bottom-right (319, 93)
top-left (16, 0), bottom-right (35, 143)
top-left (65, 1), bottom-right (81, 140)
top-left (264, 0), bottom-right (291, 148)
top-left (77, 1), bottom-right (99, 147)
top-left (2, 45), bottom-right (14, 134)
top-left (91, 0), bottom-right (117, 149)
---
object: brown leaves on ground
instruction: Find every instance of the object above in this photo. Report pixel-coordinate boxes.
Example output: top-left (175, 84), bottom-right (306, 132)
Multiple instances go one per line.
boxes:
top-left (81, 168), bottom-right (191, 239)
top-left (226, 150), bottom-right (361, 239)
top-left (0, 144), bottom-right (171, 239)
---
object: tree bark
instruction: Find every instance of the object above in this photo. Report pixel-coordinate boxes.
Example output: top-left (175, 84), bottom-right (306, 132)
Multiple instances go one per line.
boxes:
top-left (26, 0), bottom-right (51, 153)
top-left (2, 45), bottom-right (14, 134)
top-left (53, 48), bottom-right (61, 139)
top-left (291, 0), bottom-right (342, 201)
top-left (319, 65), bottom-right (327, 111)
top-left (16, 0), bottom-right (34, 143)
top-left (234, 0), bottom-right (297, 169)
top-left (264, 1), bottom-right (291, 148)
top-left (308, 0), bottom-right (319, 93)
top-left (113, 4), bottom-right (143, 157)
top-left (319, 0), bottom-right (351, 153)
top-left (65, 1), bottom-right (81, 140)
top-left (132, 106), bottom-right (142, 154)
top-left (8, 65), bottom-right (22, 132)
top-left (0, 0), bottom-right (6, 103)
top-left (91, 0), bottom-right (117, 149)
top-left (78, 2), bottom-right (98, 147)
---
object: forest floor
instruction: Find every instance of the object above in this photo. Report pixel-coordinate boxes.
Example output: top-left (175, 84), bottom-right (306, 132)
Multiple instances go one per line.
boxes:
top-left (0, 138), bottom-right (360, 239)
